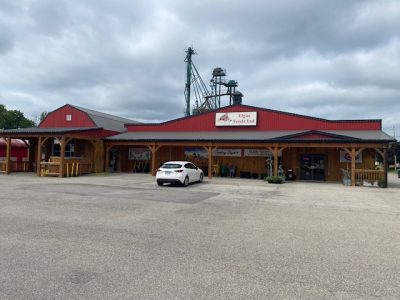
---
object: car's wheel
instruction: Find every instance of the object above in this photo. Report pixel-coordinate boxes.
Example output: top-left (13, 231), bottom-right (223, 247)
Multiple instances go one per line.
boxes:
top-left (157, 181), bottom-right (163, 186)
top-left (183, 176), bottom-right (189, 187)
top-left (199, 173), bottom-right (203, 183)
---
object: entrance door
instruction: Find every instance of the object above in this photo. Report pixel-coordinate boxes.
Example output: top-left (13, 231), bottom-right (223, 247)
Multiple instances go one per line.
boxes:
top-left (110, 150), bottom-right (119, 172)
top-left (300, 154), bottom-right (326, 181)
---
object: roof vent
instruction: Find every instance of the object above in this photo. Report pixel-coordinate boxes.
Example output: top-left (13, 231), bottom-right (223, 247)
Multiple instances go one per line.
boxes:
top-left (232, 91), bottom-right (243, 105)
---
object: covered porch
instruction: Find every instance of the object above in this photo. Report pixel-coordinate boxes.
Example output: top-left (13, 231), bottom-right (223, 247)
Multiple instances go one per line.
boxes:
top-left (104, 140), bottom-right (389, 187)
top-left (0, 128), bottom-right (105, 177)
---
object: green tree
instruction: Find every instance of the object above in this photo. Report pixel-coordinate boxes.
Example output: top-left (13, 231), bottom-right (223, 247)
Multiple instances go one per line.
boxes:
top-left (0, 104), bottom-right (36, 129)
top-left (38, 111), bottom-right (48, 124)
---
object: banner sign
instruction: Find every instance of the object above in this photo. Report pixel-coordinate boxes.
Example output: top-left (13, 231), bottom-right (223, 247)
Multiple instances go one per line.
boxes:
top-left (128, 148), bottom-right (151, 160)
top-left (184, 148), bottom-right (208, 158)
top-left (244, 149), bottom-right (273, 157)
top-left (215, 112), bottom-right (257, 126)
top-left (340, 150), bottom-right (362, 163)
top-left (213, 149), bottom-right (242, 157)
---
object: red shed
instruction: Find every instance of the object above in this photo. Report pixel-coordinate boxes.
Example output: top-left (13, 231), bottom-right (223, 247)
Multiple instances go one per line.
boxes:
top-left (0, 104), bottom-right (137, 176)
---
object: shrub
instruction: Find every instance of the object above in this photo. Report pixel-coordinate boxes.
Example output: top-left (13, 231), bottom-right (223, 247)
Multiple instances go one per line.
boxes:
top-left (265, 176), bottom-right (284, 184)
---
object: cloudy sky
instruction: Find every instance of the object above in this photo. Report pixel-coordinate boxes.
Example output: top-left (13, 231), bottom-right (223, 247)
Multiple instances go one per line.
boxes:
top-left (0, 0), bottom-right (399, 136)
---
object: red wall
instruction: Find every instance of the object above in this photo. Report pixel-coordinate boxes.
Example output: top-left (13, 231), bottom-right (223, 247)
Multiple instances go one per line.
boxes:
top-left (0, 146), bottom-right (28, 161)
top-left (40, 105), bottom-right (95, 128)
top-left (126, 105), bottom-right (381, 132)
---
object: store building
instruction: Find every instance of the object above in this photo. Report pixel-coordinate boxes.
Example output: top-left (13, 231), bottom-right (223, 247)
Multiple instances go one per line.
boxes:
top-left (105, 103), bottom-right (394, 187)
top-left (0, 103), bottom-right (395, 187)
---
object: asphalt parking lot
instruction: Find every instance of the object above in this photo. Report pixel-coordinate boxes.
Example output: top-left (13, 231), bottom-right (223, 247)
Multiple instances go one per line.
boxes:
top-left (1, 173), bottom-right (400, 299)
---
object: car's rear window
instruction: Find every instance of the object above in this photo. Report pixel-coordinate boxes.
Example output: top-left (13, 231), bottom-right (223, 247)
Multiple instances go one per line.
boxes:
top-left (161, 163), bottom-right (182, 169)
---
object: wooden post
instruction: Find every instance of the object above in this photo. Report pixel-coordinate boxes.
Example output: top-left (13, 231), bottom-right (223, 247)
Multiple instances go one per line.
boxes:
top-left (37, 136), bottom-right (42, 176)
top-left (208, 146), bottom-right (213, 179)
top-left (5, 137), bottom-right (11, 174)
top-left (202, 145), bottom-right (214, 179)
top-left (59, 136), bottom-right (66, 177)
top-left (28, 139), bottom-right (35, 172)
top-left (105, 144), bottom-right (111, 172)
top-left (148, 144), bottom-right (161, 176)
top-left (151, 146), bottom-right (156, 175)
top-left (384, 148), bottom-right (388, 188)
top-left (351, 147), bottom-right (356, 186)
top-left (273, 147), bottom-right (279, 176)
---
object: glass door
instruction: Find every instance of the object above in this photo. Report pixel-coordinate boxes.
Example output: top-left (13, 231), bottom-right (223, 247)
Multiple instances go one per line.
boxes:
top-left (110, 150), bottom-right (119, 172)
top-left (300, 154), bottom-right (326, 181)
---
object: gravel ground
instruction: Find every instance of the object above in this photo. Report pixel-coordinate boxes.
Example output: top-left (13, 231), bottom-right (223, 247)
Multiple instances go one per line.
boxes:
top-left (0, 173), bottom-right (400, 299)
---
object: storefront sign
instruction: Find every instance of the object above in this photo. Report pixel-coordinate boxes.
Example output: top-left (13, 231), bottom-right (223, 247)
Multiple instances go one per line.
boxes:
top-left (244, 149), bottom-right (273, 157)
top-left (215, 112), bottom-right (257, 126)
top-left (184, 148), bottom-right (208, 158)
top-left (340, 150), bottom-right (362, 163)
top-left (213, 149), bottom-right (242, 157)
top-left (128, 148), bottom-right (151, 160)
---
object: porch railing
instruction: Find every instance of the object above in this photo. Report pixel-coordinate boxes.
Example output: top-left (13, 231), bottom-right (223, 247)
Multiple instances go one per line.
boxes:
top-left (65, 161), bottom-right (92, 177)
top-left (11, 161), bottom-right (31, 172)
top-left (355, 169), bottom-right (384, 186)
top-left (40, 159), bottom-right (93, 177)
top-left (40, 162), bottom-right (61, 176)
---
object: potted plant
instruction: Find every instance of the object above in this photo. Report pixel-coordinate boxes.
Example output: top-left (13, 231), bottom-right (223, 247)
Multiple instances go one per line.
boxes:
top-left (265, 175), bottom-right (284, 184)
top-left (340, 168), bottom-right (351, 186)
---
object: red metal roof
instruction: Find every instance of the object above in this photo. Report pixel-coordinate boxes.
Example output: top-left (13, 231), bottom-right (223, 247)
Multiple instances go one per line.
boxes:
top-left (125, 104), bottom-right (382, 132)
top-left (39, 104), bottom-right (138, 133)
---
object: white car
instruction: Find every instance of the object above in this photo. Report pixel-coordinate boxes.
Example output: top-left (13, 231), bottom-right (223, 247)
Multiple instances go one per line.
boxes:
top-left (156, 161), bottom-right (204, 186)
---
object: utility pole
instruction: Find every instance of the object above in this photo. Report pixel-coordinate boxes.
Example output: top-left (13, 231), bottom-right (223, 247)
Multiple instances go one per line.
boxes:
top-left (394, 126), bottom-right (397, 172)
top-left (184, 47), bottom-right (195, 116)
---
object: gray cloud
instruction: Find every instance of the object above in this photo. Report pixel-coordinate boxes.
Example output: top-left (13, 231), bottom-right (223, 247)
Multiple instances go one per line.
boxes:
top-left (0, 0), bottom-right (399, 136)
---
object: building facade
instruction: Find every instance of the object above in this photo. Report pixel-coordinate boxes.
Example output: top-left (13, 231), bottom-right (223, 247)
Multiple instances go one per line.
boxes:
top-left (0, 103), bottom-right (395, 187)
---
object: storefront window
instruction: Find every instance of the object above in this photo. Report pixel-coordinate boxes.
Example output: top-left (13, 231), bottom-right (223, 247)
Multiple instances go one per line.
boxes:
top-left (52, 140), bottom-right (75, 157)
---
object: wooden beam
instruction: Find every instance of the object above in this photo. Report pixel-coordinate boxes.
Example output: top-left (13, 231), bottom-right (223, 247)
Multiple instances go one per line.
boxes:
top-left (273, 147), bottom-right (279, 176)
top-left (374, 148), bottom-right (385, 160)
top-left (342, 147), bottom-right (351, 155)
top-left (102, 140), bottom-right (389, 150)
top-left (59, 136), bottom-right (66, 178)
top-left (63, 134), bottom-right (101, 141)
top-left (208, 146), bottom-right (213, 179)
top-left (384, 148), bottom-right (388, 188)
top-left (278, 147), bottom-right (287, 156)
top-left (351, 147), bottom-right (356, 186)
top-left (65, 137), bottom-right (73, 145)
top-left (355, 148), bottom-right (365, 157)
top-left (151, 146), bottom-right (157, 176)
top-left (105, 144), bottom-right (112, 172)
top-left (22, 139), bottom-right (30, 148)
top-left (37, 136), bottom-right (42, 176)
top-left (145, 144), bottom-right (161, 176)
top-left (40, 136), bottom-right (50, 146)
top-left (5, 137), bottom-right (11, 174)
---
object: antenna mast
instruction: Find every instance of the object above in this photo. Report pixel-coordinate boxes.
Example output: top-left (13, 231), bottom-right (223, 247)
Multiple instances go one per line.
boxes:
top-left (184, 47), bottom-right (195, 116)
top-left (184, 47), bottom-right (242, 116)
